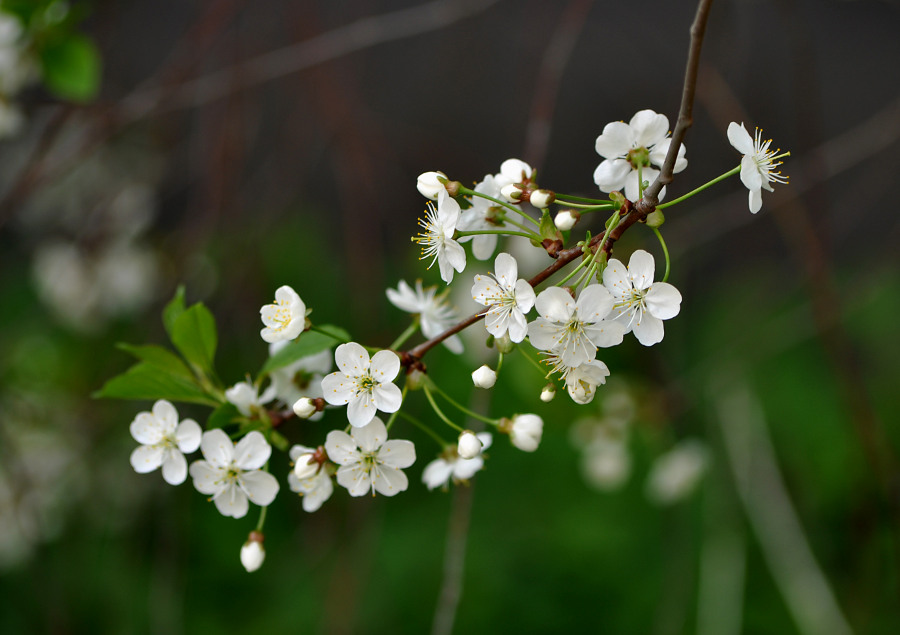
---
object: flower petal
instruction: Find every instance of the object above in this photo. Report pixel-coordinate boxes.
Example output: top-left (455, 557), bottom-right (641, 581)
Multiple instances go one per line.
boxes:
top-left (373, 382), bottom-right (402, 414)
top-left (234, 431), bottom-right (271, 470)
top-left (627, 250), bottom-right (656, 291)
top-left (493, 253), bottom-right (518, 290)
top-left (594, 121), bottom-right (634, 159)
top-left (336, 464), bottom-right (372, 497)
top-left (372, 464), bottom-right (409, 496)
top-left (740, 154), bottom-right (762, 191)
top-left (593, 159), bottom-right (631, 192)
top-left (175, 419), bottom-right (202, 453)
top-left (347, 391), bottom-right (377, 427)
top-left (727, 122), bottom-right (753, 155)
top-left (749, 188), bottom-right (762, 213)
top-left (335, 342), bottom-right (369, 378)
top-left (535, 286), bottom-right (575, 323)
top-left (514, 280), bottom-right (536, 313)
top-left (301, 473), bottom-right (333, 512)
top-left (239, 470), bottom-right (279, 506)
top-left (378, 439), bottom-right (416, 469)
top-left (325, 430), bottom-right (359, 466)
top-left (422, 459), bottom-right (454, 490)
top-left (130, 412), bottom-right (164, 445)
top-left (130, 444), bottom-right (164, 474)
top-left (630, 110), bottom-right (669, 147)
top-left (213, 482), bottom-right (249, 518)
top-left (370, 350), bottom-right (400, 382)
top-left (507, 310), bottom-right (528, 343)
top-left (646, 282), bottom-right (682, 320)
top-left (437, 189), bottom-right (461, 231)
top-left (352, 418), bottom-right (387, 453)
top-left (321, 371), bottom-right (354, 405)
top-left (189, 460), bottom-right (223, 495)
top-left (386, 280), bottom-right (422, 313)
top-left (576, 284), bottom-right (615, 322)
top-left (453, 457), bottom-right (485, 480)
top-left (633, 312), bottom-right (665, 346)
top-left (151, 400), bottom-right (179, 432)
top-left (583, 320), bottom-right (625, 348)
top-left (161, 450), bottom-right (188, 485)
top-left (527, 318), bottom-right (564, 352)
top-left (602, 258), bottom-right (631, 298)
top-left (200, 429), bottom-right (234, 468)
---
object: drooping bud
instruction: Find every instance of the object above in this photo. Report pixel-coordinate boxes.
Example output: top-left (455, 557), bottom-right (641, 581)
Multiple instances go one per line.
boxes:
top-left (292, 397), bottom-right (317, 419)
top-left (554, 210), bottom-right (580, 231)
top-left (292, 451), bottom-right (319, 480)
top-left (540, 384), bottom-right (557, 402)
top-left (501, 414), bottom-right (544, 452)
top-left (529, 189), bottom-right (555, 209)
top-left (241, 532), bottom-right (266, 572)
top-left (500, 183), bottom-right (525, 203)
top-left (457, 431), bottom-right (483, 459)
top-left (471, 365), bottom-right (497, 389)
top-left (416, 171), bottom-right (448, 199)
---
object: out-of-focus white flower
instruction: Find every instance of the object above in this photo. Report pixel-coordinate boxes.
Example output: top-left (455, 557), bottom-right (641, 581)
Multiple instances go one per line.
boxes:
top-left (259, 285), bottom-right (307, 343)
top-left (506, 414), bottom-right (543, 452)
top-left (189, 430), bottom-right (280, 518)
top-left (387, 279), bottom-right (463, 353)
top-left (0, 100), bottom-right (22, 137)
top-left (540, 384), bottom-right (556, 402)
top-left (325, 418), bottom-right (416, 497)
top-left (413, 189), bottom-right (466, 284)
top-left (457, 431), bottom-right (483, 459)
top-left (287, 445), bottom-right (333, 512)
top-left (416, 171), bottom-right (448, 199)
top-left (268, 341), bottom-right (331, 418)
top-left (528, 285), bottom-right (624, 368)
top-left (727, 122), bottom-right (789, 214)
top-left (471, 365), bottom-right (497, 389)
top-left (581, 441), bottom-right (631, 491)
top-left (646, 440), bottom-right (709, 505)
top-left (554, 210), bottom-right (578, 231)
top-left (602, 249), bottom-right (681, 346)
top-left (458, 174), bottom-right (504, 260)
top-left (593, 109), bottom-right (687, 201)
top-left (225, 381), bottom-right (277, 417)
top-left (472, 252), bottom-right (535, 343)
top-left (240, 535), bottom-right (265, 572)
top-left (321, 343), bottom-right (403, 428)
top-left (129, 400), bottom-right (202, 485)
top-left (422, 433), bottom-right (492, 490)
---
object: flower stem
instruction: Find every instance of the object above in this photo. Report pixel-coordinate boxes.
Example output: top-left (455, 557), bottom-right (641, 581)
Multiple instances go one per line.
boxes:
top-left (427, 381), bottom-right (498, 426)
top-left (395, 410), bottom-right (448, 448)
top-left (496, 352), bottom-right (504, 374)
top-left (657, 165), bottom-right (740, 209)
top-left (385, 385), bottom-right (409, 431)
top-left (423, 384), bottom-right (465, 432)
top-left (554, 193), bottom-right (609, 205)
top-left (255, 489), bottom-right (268, 532)
top-left (390, 319), bottom-right (420, 350)
top-left (556, 202), bottom-right (615, 211)
top-left (458, 186), bottom-right (540, 226)
top-left (457, 229), bottom-right (540, 241)
top-left (498, 214), bottom-right (539, 234)
top-left (517, 344), bottom-right (550, 379)
top-left (652, 227), bottom-right (671, 282)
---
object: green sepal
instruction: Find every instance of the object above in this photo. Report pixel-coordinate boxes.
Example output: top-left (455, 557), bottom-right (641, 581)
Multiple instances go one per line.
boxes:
top-left (260, 324), bottom-right (350, 374)
top-left (93, 362), bottom-right (219, 406)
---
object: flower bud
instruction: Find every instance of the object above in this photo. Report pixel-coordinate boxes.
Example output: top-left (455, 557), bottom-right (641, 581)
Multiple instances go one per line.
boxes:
top-left (292, 397), bottom-right (317, 419)
top-left (540, 384), bottom-right (556, 402)
top-left (500, 183), bottom-right (525, 203)
top-left (417, 171), bottom-right (447, 199)
top-left (457, 431), bottom-right (483, 459)
top-left (293, 452), bottom-right (318, 480)
top-left (554, 210), bottom-right (580, 231)
top-left (506, 414), bottom-right (543, 452)
top-left (471, 365), bottom-right (497, 389)
top-left (529, 189), bottom-right (555, 209)
top-left (241, 532), bottom-right (266, 572)
top-left (406, 368), bottom-right (427, 390)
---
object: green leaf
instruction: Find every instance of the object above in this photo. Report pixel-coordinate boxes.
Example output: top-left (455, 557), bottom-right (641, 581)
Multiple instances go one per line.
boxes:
top-left (260, 325), bottom-right (349, 374)
top-left (40, 33), bottom-right (101, 102)
top-left (170, 303), bottom-right (217, 374)
top-left (163, 286), bottom-right (186, 337)
top-left (93, 363), bottom-right (218, 406)
top-left (116, 343), bottom-right (193, 379)
top-left (207, 402), bottom-right (241, 429)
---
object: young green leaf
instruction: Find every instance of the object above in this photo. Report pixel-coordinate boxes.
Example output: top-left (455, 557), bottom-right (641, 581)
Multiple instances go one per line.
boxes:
top-left (93, 363), bottom-right (219, 406)
top-left (260, 324), bottom-right (350, 374)
top-left (116, 343), bottom-right (193, 379)
top-left (170, 303), bottom-right (218, 374)
top-left (207, 402), bottom-right (241, 430)
top-left (40, 33), bottom-right (102, 102)
top-left (163, 286), bottom-right (186, 337)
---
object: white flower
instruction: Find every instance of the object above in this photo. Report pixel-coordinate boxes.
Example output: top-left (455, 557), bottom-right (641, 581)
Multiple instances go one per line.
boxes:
top-left (413, 189), bottom-right (466, 284)
top-left (554, 210), bottom-right (578, 231)
top-left (593, 109), bottom-right (687, 201)
top-left (240, 538), bottom-right (265, 572)
top-left (527, 285), bottom-right (624, 368)
top-left (602, 249), bottom-right (681, 346)
top-left (564, 359), bottom-right (610, 405)
top-left (508, 414), bottom-right (543, 452)
top-left (260, 285), bottom-right (306, 343)
top-left (457, 431), bottom-right (483, 459)
top-left (325, 418), bottom-right (416, 497)
top-left (471, 365), bottom-right (497, 389)
top-left (416, 171), bottom-right (447, 199)
top-left (292, 398), bottom-right (318, 419)
top-left (422, 433), bottom-right (492, 490)
top-left (646, 440), bottom-right (709, 505)
top-left (321, 343), bottom-right (403, 428)
top-left (268, 341), bottom-right (332, 418)
top-left (225, 380), bottom-right (277, 417)
top-left (581, 441), bottom-right (631, 491)
top-left (129, 399), bottom-right (202, 485)
top-left (189, 430), bottom-right (280, 519)
top-left (494, 158), bottom-right (534, 189)
top-left (472, 252), bottom-right (536, 343)
top-left (529, 189), bottom-right (554, 209)
top-left (386, 279), bottom-right (463, 353)
top-left (458, 174), bottom-right (505, 260)
top-left (292, 448), bottom-right (319, 480)
top-left (540, 384), bottom-right (556, 402)
top-left (727, 122), bottom-right (789, 214)
top-left (287, 445), bottom-right (334, 512)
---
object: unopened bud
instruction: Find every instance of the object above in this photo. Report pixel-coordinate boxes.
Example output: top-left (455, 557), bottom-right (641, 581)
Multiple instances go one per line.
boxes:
top-left (293, 452), bottom-right (318, 479)
top-left (292, 397), bottom-right (317, 419)
top-left (540, 384), bottom-right (557, 402)
top-left (471, 365), bottom-right (497, 389)
top-left (529, 189), bottom-right (555, 209)
top-left (406, 368), bottom-right (427, 390)
top-left (416, 171), bottom-right (447, 199)
top-left (500, 183), bottom-right (525, 203)
top-left (241, 532), bottom-right (266, 572)
top-left (554, 210), bottom-right (580, 231)
top-left (457, 431), bottom-right (483, 459)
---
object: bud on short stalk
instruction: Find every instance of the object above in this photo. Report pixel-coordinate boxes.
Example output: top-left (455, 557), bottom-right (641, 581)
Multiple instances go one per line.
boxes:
top-left (457, 431), bottom-right (483, 459)
top-left (529, 189), bottom-right (555, 209)
top-left (540, 384), bottom-right (557, 402)
top-left (293, 397), bottom-right (318, 419)
top-left (241, 531), bottom-right (266, 572)
top-left (500, 414), bottom-right (544, 452)
top-left (500, 183), bottom-right (525, 203)
top-left (417, 171), bottom-right (448, 199)
top-left (471, 365), bottom-right (497, 389)
top-left (293, 451), bottom-right (319, 480)
top-left (554, 210), bottom-right (580, 231)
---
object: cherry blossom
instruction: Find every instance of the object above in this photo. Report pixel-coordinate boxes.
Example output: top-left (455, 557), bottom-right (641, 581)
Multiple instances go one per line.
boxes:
top-left (507, 414), bottom-right (544, 452)
top-left (472, 252), bottom-right (536, 343)
top-left (225, 380), bottom-right (277, 417)
top-left (287, 445), bottom-right (333, 512)
top-left (387, 279), bottom-right (462, 353)
top-left (189, 430), bottom-right (280, 519)
top-left (413, 189), bottom-right (466, 284)
top-left (422, 433), bottom-right (492, 490)
top-left (416, 171), bottom-right (448, 199)
top-left (325, 418), bottom-right (416, 497)
top-left (240, 536), bottom-right (265, 572)
top-left (321, 343), bottom-right (403, 428)
top-left (564, 359), bottom-right (611, 405)
top-left (727, 122), bottom-right (789, 214)
top-left (259, 285), bottom-right (306, 343)
top-left (129, 399), bottom-right (202, 485)
top-left (458, 174), bottom-right (505, 260)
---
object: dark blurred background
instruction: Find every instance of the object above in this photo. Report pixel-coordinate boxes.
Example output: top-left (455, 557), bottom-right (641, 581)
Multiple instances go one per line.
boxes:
top-left (1, 0), bottom-right (899, 633)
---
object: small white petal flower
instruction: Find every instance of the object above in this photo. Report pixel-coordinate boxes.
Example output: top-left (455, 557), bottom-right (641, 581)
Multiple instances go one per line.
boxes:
top-left (593, 109), bottom-right (686, 201)
top-left (527, 285), bottom-right (624, 368)
top-left (554, 210), bottom-right (578, 231)
top-left (129, 399), bottom-right (202, 485)
top-left (458, 174), bottom-right (505, 260)
top-left (540, 384), bottom-right (557, 402)
top-left (287, 445), bottom-right (333, 512)
top-left (386, 279), bottom-right (463, 353)
top-left (646, 440), bottom-right (709, 505)
top-left (565, 359), bottom-right (611, 405)
top-left (268, 341), bottom-right (331, 417)
top-left (260, 285), bottom-right (306, 343)
top-left (225, 380), bottom-right (278, 417)
top-left (325, 418), bottom-right (416, 497)
top-left (240, 538), bottom-right (265, 572)
top-left (321, 343), bottom-right (403, 428)
top-left (508, 414), bottom-right (543, 452)
top-left (457, 431), bottom-right (483, 459)
top-left (727, 122), bottom-right (789, 214)
top-left (471, 365), bottom-right (497, 389)
top-left (494, 158), bottom-right (534, 189)
top-left (423, 433), bottom-right (492, 490)
top-left (416, 171), bottom-right (448, 199)
top-left (602, 249), bottom-right (681, 346)
top-left (189, 430), bottom-right (280, 518)
top-left (292, 451), bottom-right (319, 480)
top-left (412, 189), bottom-right (466, 284)
top-left (471, 252), bottom-right (536, 343)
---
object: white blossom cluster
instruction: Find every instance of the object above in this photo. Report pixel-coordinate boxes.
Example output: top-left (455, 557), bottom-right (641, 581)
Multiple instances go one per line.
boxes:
top-left (0, 10), bottom-right (36, 137)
